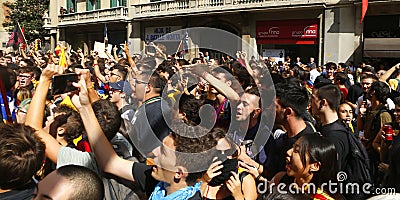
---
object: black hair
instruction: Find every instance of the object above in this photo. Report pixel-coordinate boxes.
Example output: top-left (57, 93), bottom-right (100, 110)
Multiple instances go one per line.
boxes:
top-left (334, 72), bottom-right (347, 85)
top-left (178, 94), bottom-right (202, 125)
top-left (314, 84), bottom-right (341, 111)
top-left (297, 134), bottom-right (338, 189)
top-left (172, 124), bottom-right (218, 184)
top-left (56, 165), bottom-right (104, 200)
top-left (110, 64), bottom-right (128, 80)
top-left (275, 83), bottom-right (309, 118)
top-left (369, 81), bottom-right (390, 103)
top-left (324, 62), bottom-right (337, 70)
top-left (91, 99), bottom-right (121, 141)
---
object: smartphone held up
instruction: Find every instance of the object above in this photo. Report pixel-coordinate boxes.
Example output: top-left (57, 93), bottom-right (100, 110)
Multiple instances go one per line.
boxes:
top-left (51, 73), bottom-right (79, 95)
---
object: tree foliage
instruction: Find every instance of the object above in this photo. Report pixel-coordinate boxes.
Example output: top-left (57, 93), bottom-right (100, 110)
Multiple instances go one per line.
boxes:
top-left (3, 0), bottom-right (50, 43)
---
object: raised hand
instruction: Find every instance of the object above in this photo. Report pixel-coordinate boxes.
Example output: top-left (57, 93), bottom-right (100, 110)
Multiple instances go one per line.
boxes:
top-left (202, 159), bottom-right (223, 183)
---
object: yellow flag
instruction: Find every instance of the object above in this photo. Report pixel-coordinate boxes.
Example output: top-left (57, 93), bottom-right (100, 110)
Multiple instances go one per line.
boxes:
top-left (58, 47), bottom-right (67, 68)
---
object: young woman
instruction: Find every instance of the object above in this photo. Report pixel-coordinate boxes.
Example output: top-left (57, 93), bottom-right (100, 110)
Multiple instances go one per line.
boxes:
top-left (241, 134), bottom-right (341, 199)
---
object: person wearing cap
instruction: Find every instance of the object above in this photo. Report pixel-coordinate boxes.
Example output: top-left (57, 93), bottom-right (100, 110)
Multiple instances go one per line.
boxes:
top-left (109, 80), bottom-right (135, 122)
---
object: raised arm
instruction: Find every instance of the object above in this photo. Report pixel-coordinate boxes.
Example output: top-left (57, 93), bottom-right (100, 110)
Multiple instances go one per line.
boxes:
top-left (379, 63), bottom-right (400, 82)
top-left (123, 43), bottom-right (139, 76)
top-left (92, 55), bottom-right (107, 83)
top-left (25, 64), bottom-right (64, 163)
top-left (72, 77), bottom-right (135, 181)
top-left (189, 64), bottom-right (240, 102)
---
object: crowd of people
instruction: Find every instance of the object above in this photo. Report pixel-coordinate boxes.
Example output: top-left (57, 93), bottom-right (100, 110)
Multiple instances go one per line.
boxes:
top-left (1, 42), bottom-right (400, 200)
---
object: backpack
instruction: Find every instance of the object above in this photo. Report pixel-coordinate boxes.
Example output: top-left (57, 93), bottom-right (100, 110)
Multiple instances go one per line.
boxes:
top-left (330, 120), bottom-right (372, 184)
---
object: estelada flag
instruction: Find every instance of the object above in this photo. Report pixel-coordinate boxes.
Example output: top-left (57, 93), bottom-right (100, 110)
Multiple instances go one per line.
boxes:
top-left (7, 24), bottom-right (25, 49)
top-left (360, 0), bottom-right (368, 23)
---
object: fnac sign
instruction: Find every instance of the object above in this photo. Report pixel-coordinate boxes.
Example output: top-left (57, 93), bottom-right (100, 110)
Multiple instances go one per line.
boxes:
top-left (257, 19), bottom-right (319, 39)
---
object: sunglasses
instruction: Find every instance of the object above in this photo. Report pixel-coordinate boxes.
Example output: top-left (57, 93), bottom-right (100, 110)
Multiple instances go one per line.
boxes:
top-left (133, 79), bottom-right (148, 85)
top-left (19, 75), bottom-right (31, 79)
top-left (109, 88), bottom-right (122, 94)
top-left (110, 72), bottom-right (121, 77)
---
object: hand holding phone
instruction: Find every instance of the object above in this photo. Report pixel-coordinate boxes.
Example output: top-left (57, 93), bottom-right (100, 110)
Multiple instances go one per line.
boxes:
top-left (51, 73), bottom-right (79, 95)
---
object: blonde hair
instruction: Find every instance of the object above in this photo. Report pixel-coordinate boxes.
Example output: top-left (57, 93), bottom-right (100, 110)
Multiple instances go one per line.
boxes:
top-left (16, 88), bottom-right (32, 103)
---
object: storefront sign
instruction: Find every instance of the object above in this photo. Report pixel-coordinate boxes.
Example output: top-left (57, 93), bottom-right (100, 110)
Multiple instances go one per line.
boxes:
top-left (145, 26), bottom-right (182, 42)
top-left (256, 19), bottom-right (319, 44)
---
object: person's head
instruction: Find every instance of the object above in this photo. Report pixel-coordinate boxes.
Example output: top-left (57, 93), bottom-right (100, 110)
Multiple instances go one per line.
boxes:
top-left (361, 73), bottom-right (378, 93)
top-left (157, 60), bottom-right (176, 80)
top-left (178, 94), bottom-right (203, 125)
top-left (16, 87), bottom-right (32, 103)
top-left (109, 80), bottom-right (132, 105)
top-left (274, 83), bottom-right (309, 125)
top-left (367, 81), bottom-right (390, 104)
top-left (34, 165), bottom-right (104, 200)
top-left (376, 70), bottom-right (386, 78)
top-left (108, 64), bottom-right (127, 83)
top-left (334, 72), bottom-right (347, 85)
top-left (0, 123), bottom-right (45, 190)
top-left (19, 58), bottom-right (34, 68)
top-left (286, 134), bottom-right (338, 188)
top-left (18, 67), bottom-right (35, 88)
top-left (324, 62), bottom-right (337, 78)
top-left (151, 124), bottom-right (217, 186)
top-left (236, 87), bottom-right (261, 122)
top-left (337, 63), bottom-right (346, 72)
top-left (134, 71), bottom-right (166, 101)
top-left (311, 84), bottom-right (341, 117)
top-left (16, 98), bottom-right (31, 124)
top-left (49, 108), bottom-right (83, 146)
top-left (338, 103), bottom-right (353, 125)
top-left (212, 66), bottom-right (234, 87)
top-left (92, 99), bottom-right (121, 141)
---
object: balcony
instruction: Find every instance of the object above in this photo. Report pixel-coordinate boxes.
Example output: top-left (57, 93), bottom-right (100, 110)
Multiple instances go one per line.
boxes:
top-left (58, 6), bottom-right (129, 27)
top-left (133, 0), bottom-right (327, 19)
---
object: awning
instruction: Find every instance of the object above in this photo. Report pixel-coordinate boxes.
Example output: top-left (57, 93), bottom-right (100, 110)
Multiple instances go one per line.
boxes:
top-left (364, 38), bottom-right (400, 58)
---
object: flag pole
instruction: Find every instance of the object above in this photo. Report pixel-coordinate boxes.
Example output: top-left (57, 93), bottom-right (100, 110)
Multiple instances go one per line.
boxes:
top-left (175, 40), bottom-right (183, 57)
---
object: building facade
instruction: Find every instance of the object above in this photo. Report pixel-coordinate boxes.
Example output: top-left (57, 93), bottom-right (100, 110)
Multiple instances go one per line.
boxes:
top-left (47, 0), bottom-right (400, 65)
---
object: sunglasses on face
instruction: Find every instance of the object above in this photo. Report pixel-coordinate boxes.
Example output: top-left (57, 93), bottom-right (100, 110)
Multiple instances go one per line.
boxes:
top-left (19, 75), bottom-right (31, 79)
top-left (133, 79), bottom-right (148, 86)
top-left (109, 88), bottom-right (122, 94)
top-left (110, 73), bottom-right (121, 77)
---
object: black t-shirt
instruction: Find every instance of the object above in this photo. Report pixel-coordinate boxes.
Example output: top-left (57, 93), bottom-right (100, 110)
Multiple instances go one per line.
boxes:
top-left (318, 119), bottom-right (349, 170)
top-left (0, 182), bottom-right (35, 200)
top-left (131, 163), bottom-right (202, 200)
top-left (274, 122), bottom-right (316, 175)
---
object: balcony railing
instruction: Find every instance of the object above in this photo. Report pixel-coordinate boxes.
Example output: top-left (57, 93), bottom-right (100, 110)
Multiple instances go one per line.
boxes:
top-left (133, 0), bottom-right (325, 19)
top-left (58, 6), bottom-right (129, 26)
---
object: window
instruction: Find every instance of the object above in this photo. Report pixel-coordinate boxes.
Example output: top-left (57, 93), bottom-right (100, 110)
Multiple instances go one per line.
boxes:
top-left (67, 0), bottom-right (77, 13)
top-left (87, 0), bottom-right (101, 11)
top-left (110, 0), bottom-right (126, 7)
